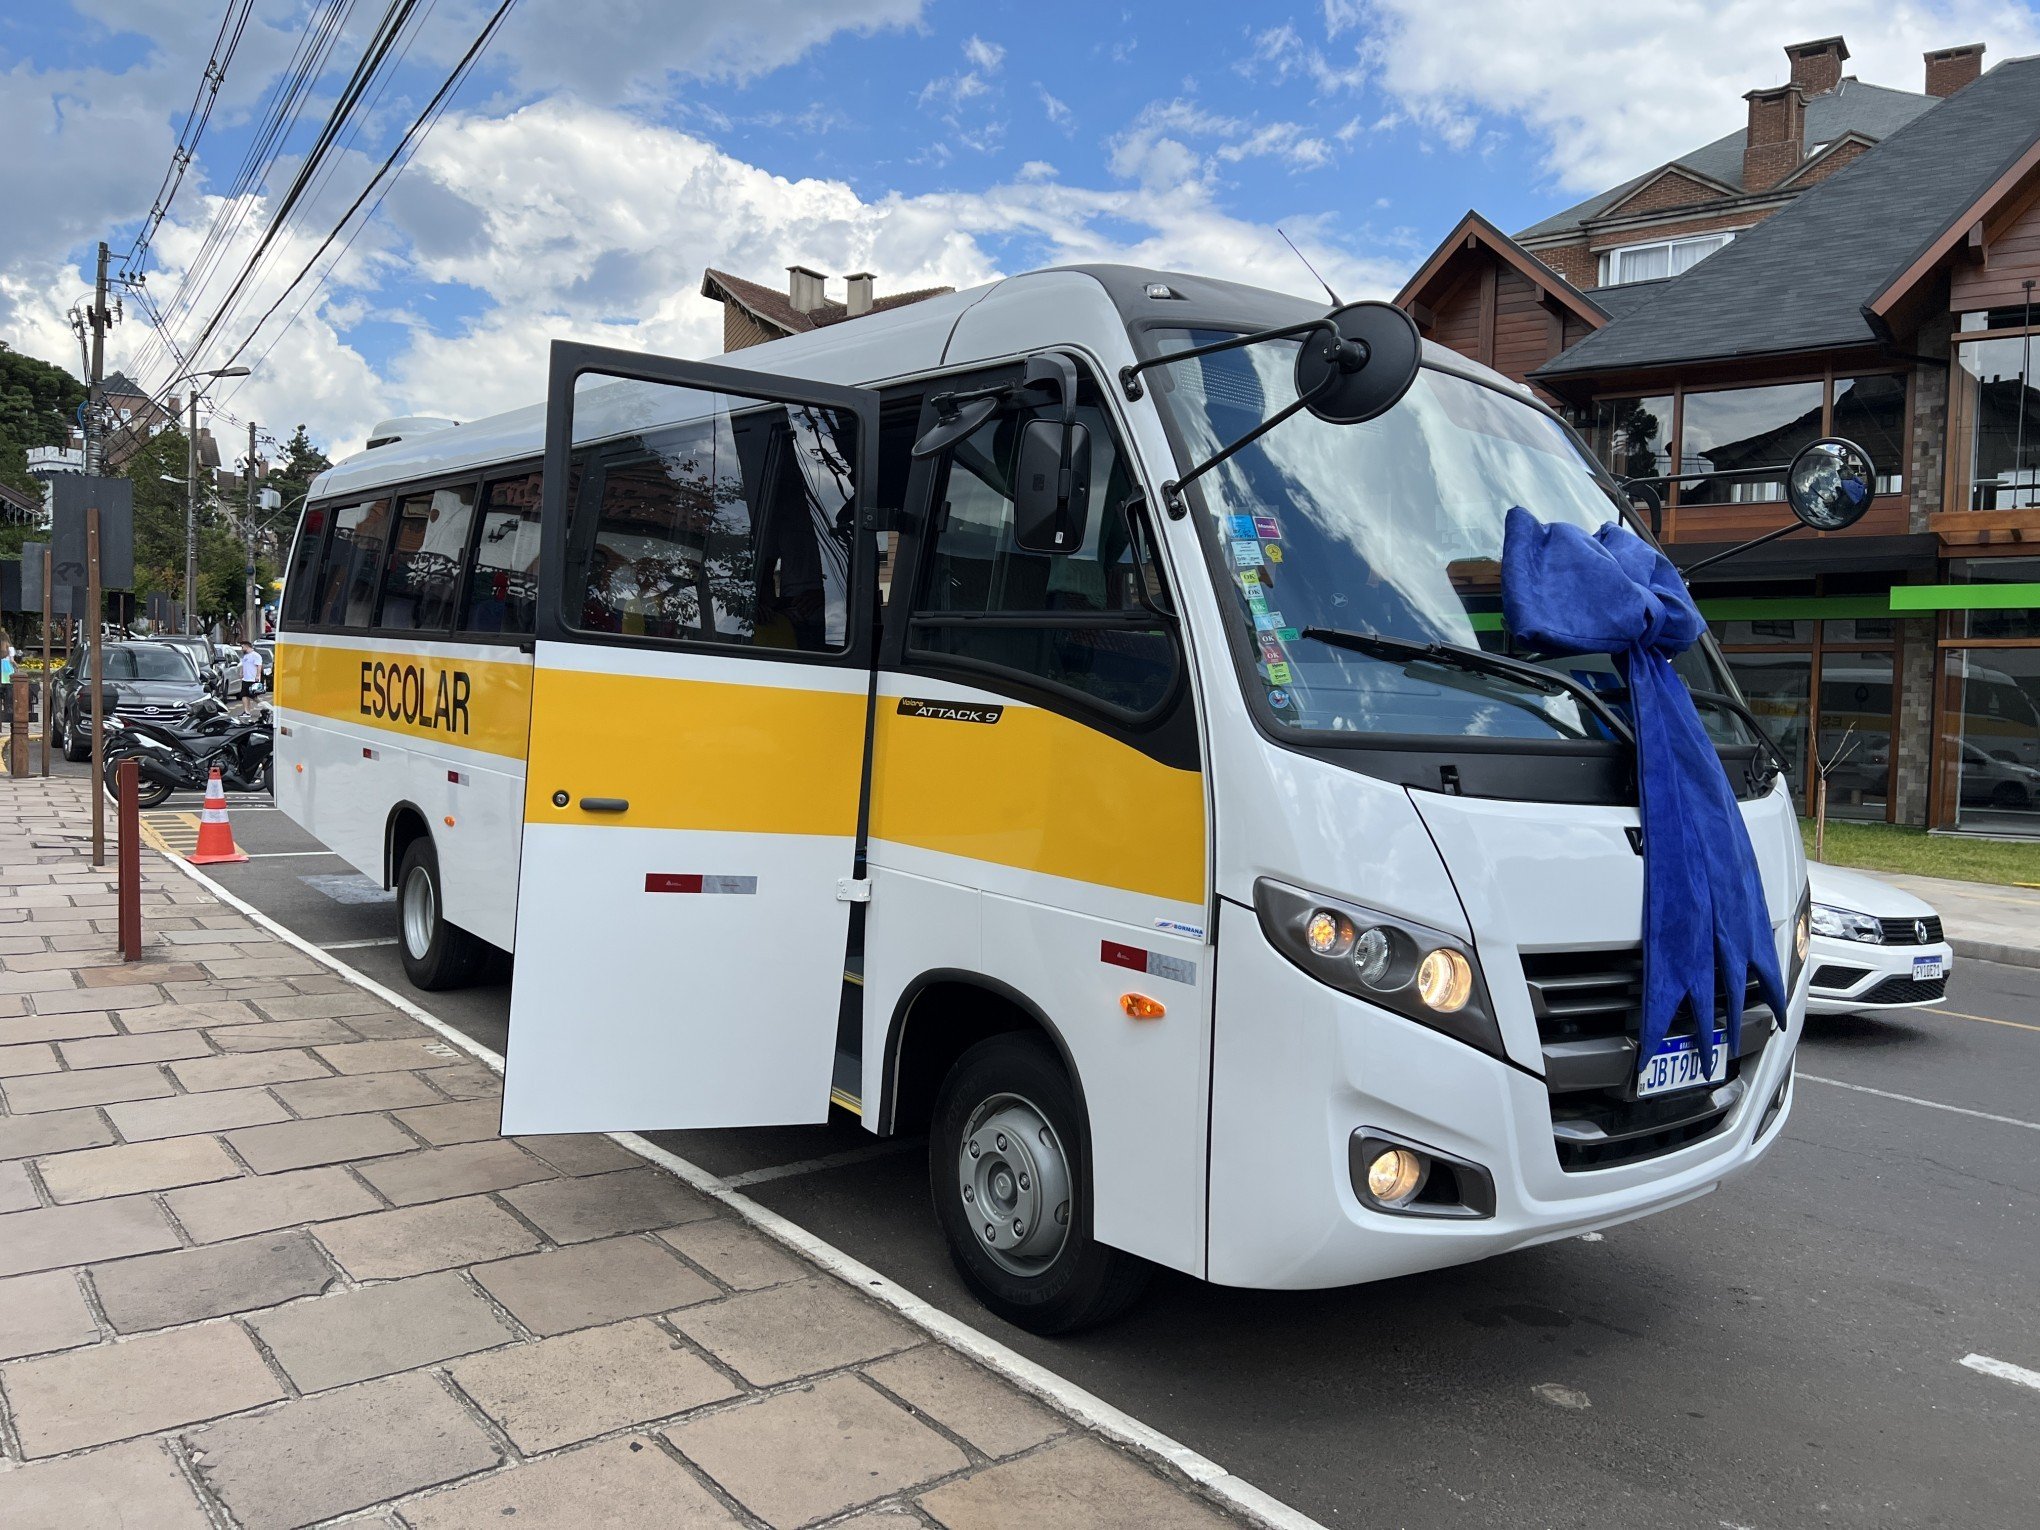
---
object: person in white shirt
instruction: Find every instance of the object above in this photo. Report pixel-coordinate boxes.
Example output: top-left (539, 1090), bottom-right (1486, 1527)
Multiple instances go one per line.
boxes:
top-left (239, 645), bottom-right (263, 710)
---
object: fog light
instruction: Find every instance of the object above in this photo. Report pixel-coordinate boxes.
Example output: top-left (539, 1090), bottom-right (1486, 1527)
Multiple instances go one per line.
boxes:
top-left (1305, 909), bottom-right (1354, 957)
top-left (1416, 947), bottom-right (1473, 1012)
top-left (1365, 1146), bottom-right (1427, 1206)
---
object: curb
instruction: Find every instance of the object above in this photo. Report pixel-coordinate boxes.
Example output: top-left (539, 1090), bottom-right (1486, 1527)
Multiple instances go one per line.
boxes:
top-left (152, 836), bottom-right (1327, 1530)
top-left (1952, 938), bottom-right (2040, 972)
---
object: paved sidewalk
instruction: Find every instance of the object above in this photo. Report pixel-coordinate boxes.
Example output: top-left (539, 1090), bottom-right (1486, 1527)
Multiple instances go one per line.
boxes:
top-left (0, 779), bottom-right (1244, 1530)
top-left (1850, 866), bottom-right (2040, 969)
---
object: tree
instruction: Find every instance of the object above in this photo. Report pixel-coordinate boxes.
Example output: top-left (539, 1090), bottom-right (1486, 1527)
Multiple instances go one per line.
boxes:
top-left (115, 427), bottom-right (282, 631)
top-left (267, 424), bottom-right (331, 526)
top-left (0, 342), bottom-right (86, 499)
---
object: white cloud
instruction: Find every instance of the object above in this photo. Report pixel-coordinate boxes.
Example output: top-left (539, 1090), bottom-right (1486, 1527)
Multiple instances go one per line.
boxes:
top-left (963, 35), bottom-right (1006, 73)
top-left (1038, 85), bottom-right (1075, 131)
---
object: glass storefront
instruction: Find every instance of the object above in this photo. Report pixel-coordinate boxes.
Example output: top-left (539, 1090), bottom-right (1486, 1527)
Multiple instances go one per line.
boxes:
top-left (1831, 376), bottom-right (1908, 495)
top-left (1936, 558), bottom-right (2040, 836)
top-left (1587, 395), bottom-right (1674, 480)
top-left (1951, 332), bottom-right (2040, 511)
top-left (1677, 381), bottom-right (1826, 505)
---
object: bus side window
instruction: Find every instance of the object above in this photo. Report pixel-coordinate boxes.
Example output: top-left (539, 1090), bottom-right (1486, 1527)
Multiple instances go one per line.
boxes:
top-left (907, 394), bottom-right (1176, 715)
top-left (460, 472), bottom-right (542, 637)
top-left (281, 503), bottom-right (332, 628)
top-left (316, 498), bottom-right (393, 629)
top-left (380, 484), bottom-right (476, 633)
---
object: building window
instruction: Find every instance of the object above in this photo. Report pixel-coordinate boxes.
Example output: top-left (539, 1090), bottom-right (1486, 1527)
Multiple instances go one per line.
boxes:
top-left (1676, 381), bottom-right (1825, 504)
top-left (1951, 331), bottom-right (2040, 511)
top-left (1941, 650), bottom-right (2040, 833)
top-left (1831, 375), bottom-right (1907, 495)
top-left (1587, 395), bottom-right (1673, 479)
top-left (1596, 232), bottom-right (1735, 286)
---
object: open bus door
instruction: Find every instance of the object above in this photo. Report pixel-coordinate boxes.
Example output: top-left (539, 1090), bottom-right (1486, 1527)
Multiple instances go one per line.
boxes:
top-left (502, 342), bottom-right (879, 1133)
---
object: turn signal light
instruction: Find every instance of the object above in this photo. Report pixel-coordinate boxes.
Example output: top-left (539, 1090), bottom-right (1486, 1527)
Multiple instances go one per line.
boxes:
top-left (1119, 993), bottom-right (1166, 1020)
top-left (443, 815), bottom-right (456, 827)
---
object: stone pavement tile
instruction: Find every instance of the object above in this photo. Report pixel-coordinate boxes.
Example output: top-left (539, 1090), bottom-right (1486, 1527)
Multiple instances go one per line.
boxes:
top-left (0, 1009), bottom-right (116, 1044)
top-left (672, 1278), bottom-right (918, 1389)
top-left (168, 1049), bottom-right (331, 1093)
top-left (329, 1010), bottom-right (432, 1040)
top-left (394, 1098), bottom-right (500, 1145)
top-left (80, 961), bottom-right (207, 987)
top-left (165, 1163), bottom-right (382, 1243)
top-left (863, 1347), bottom-right (1064, 1460)
top-left (669, 1374), bottom-right (969, 1530)
top-left (247, 1270), bottom-right (518, 1392)
top-left (448, 1317), bottom-right (739, 1453)
top-left (0, 1157), bottom-right (37, 1211)
top-left (0, 968), bottom-right (79, 995)
top-left (1, 1318), bottom-right (285, 1457)
top-left (37, 1135), bottom-right (242, 1203)
top-left (184, 1371), bottom-right (503, 1530)
top-left (0, 1438), bottom-right (214, 1530)
top-left (402, 1435), bottom-right (743, 1530)
top-left (425, 1062), bottom-right (502, 1100)
top-left (0, 1270), bottom-right (99, 1361)
top-left (1, 1060), bottom-right (173, 1113)
top-left (209, 1016), bottom-right (360, 1051)
top-left (201, 955), bottom-right (323, 980)
top-left (0, 1195), bottom-right (182, 1277)
top-left (656, 1219), bottom-right (804, 1291)
top-left (271, 1068), bottom-right (445, 1117)
top-left (256, 991), bottom-right (396, 1022)
top-left (314, 1037), bottom-right (464, 1074)
top-left (0, 1104), bottom-right (117, 1160)
top-left (56, 1030), bottom-right (214, 1069)
top-left (499, 1167), bottom-right (715, 1244)
top-left (916, 1437), bottom-right (1233, 1530)
top-left (118, 998), bottom-right (264, 1033)
top-left (472, 1235), bottom-right (718, 1336)
top-left (90, 1230), bottom-right (338, 1333)
top-left (0, 1040), bottom-right (60, 1076)
top-left (315, 1194), bottom-right (543, 1280)
top-left (104, 1086), bottom-right (291, 1142)
top-left (224, 1111), bottom-right (416, 1173)
top-left (35, 983), bottom-right (163, 1014)
top-left (357, 1139), bottom-right (555, 1206)
top-left (514, 1132), bottom-right (642, 1177)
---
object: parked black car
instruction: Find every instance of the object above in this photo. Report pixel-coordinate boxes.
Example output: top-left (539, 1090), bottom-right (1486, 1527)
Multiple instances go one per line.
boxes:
top-left (53, 642), bottom-right (211, 761)
top-left (148, 634), bottom-right (231, 695)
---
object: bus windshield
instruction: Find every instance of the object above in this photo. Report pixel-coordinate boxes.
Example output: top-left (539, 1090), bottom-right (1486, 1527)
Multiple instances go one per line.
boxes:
top-left (1157, 332), bottom-right (1739, 744)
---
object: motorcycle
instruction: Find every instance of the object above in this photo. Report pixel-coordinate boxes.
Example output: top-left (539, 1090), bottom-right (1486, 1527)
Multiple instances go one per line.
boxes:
top-left (102, 697), bottom-right (274, 808)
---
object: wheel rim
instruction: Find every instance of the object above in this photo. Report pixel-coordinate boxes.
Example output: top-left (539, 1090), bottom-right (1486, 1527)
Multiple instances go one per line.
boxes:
top-left (401, 864), bottom-right (436, 959)
top-left (957, 1092), bottom-right (1073, 1276)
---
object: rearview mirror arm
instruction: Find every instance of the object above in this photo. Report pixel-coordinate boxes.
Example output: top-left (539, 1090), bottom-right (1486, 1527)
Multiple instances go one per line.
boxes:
top-left (1677, 522), bottom-right (1803, 579)
top-left (1158, 364), bottom-right (1341, 520)
top-left (1118, 315), bottom-right (1339, 402)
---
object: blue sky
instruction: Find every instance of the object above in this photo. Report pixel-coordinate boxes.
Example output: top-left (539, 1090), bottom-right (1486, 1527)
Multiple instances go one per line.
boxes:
top-left (4, 0), bottom-right (2038, 454)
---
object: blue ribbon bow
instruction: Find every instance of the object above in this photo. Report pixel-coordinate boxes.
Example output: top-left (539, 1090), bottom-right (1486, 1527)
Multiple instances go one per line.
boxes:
top-left (1499, 507), bottom-right (1785, 1074)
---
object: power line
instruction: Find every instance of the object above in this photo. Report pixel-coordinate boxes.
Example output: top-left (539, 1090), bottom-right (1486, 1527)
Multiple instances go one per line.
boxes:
top-left (120, 0), bottom-right (251, 282)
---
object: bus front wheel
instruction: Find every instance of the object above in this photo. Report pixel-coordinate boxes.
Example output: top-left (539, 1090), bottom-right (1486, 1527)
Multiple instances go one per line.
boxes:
top-left (930, 1034), bottom-right (1149, 1334)
top-left (396, 837), bottom-right (487, 991)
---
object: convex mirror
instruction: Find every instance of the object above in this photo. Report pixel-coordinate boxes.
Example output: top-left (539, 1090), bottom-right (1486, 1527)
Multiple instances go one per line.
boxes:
top-left (1294, 301), bottom-right (1423, 426)
top-left (1785, 437), bottom-right (1875, 531)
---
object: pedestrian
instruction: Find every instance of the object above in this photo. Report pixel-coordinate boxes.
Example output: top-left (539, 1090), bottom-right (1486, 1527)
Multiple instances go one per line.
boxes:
top-left (238, 642), bottom-right (263, 712)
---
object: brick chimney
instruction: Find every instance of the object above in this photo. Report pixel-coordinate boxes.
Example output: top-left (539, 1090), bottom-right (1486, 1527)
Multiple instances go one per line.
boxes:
top-left (1784, 36), bottom-right (1849, 96)
top-left (1743, 83), bottom-right (1806, 192)
top-left (844, 272), bottom-right (875, 318)
top-left (786, 265), bottom-right (827, 314)
top-left (1924, 43), bottom-right (1984, 98)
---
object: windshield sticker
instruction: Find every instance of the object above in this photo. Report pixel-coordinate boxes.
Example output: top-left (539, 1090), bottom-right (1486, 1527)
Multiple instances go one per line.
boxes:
top-left (1252, 514), bottom-right (1281, 539)
top-left (1259, 634), bottom-right (1285, 662)
top-left (1266, 662), bottom-right (1293, 684)
top-left (1231, 541), bottom-right (1265, 567)
top-left (1237, 568), bottom-right (1261, 588)
top-left (1266, 687), bottom-right (1291, 708)
top-left (1254, 611), bottom-right (1284, 631)
top-left (1225, 514), bottom-right (1257, 539)
top-left (1276, 626), bottom-right (1299, 641)
top-left (1246, 590), bottom-right (1268, 613)
top-left (1264, 544), bottom-right (1284, 563)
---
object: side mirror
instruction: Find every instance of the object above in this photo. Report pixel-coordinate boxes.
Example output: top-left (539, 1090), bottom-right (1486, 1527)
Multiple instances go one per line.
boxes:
top-left (1012, 419), bottom-right (1092, 554)
top-left (1620, 478), bottom-right (1664, 537)
top-left (1786, 437), bottom-right (1875, 531)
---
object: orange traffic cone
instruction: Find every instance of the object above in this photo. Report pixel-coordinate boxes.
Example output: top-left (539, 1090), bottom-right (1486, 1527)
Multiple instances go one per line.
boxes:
top-left (189, 767), bottom-right (248, 865)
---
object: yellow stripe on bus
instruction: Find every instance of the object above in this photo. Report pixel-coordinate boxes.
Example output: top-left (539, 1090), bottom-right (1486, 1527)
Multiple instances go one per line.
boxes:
top-left (278, 642), bottom-right (533, 759)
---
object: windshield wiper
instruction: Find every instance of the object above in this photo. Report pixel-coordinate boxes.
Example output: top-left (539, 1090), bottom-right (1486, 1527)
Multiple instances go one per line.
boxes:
top-left (1298, 627), bottom-right (1637, 746)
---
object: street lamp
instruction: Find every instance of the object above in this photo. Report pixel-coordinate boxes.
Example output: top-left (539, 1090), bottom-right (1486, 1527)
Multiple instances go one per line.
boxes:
top-left (167, 366), bottom-right (250, 634)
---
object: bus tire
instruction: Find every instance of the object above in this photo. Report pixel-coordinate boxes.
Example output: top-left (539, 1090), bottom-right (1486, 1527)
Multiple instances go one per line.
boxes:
top-left (396, 837), bottom-right (487, 991)
top-left (930, 1033), bottom-right (1150, 1334)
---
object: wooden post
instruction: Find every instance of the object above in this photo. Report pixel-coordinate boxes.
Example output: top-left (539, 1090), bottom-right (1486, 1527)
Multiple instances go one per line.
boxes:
top-left (117, 758), bottom-right (141, 960)
top-left (41, 544), bottom-right (52, 777)
top-left (89, 506), bottom-right (105, 869)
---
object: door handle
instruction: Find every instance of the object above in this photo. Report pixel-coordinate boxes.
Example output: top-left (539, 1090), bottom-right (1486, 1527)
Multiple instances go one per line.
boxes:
top-left (578, 797), bottom-right (630, 814)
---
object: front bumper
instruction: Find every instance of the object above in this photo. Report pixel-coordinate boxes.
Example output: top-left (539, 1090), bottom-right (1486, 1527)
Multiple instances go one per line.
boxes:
top-left (1806, 935), bottom-right (1953, 1014)
top-left (1206, 905), bottom-right (1804, 1290)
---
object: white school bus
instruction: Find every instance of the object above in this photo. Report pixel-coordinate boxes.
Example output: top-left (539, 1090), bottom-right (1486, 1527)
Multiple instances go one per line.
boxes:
top-left (277, 265), bottom-right (1809, 1331)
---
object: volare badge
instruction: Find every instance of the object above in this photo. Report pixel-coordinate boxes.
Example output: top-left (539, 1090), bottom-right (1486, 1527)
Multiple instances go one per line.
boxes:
top-left (897, 697), bottom-right (1003, 724)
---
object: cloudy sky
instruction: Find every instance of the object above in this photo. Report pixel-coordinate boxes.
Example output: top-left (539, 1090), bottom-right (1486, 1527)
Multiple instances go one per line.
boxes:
top-left (5, 0), bottom-right (2038, 457)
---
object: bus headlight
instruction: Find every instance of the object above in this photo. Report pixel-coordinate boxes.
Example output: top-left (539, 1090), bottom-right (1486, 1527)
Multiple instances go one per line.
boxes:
top-left (1255, 879), bottom-right (1503, 1059)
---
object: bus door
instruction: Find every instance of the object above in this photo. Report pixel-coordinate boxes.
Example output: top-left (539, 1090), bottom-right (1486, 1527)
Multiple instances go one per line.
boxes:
top-left (502, 343), bottom-right (879, 1133)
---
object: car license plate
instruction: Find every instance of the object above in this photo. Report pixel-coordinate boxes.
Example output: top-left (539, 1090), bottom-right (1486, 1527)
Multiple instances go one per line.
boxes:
top-left (1912, 956), bottom-right (1945, 981)
top-left (1637, 1031), bottom-right (1728, 1098)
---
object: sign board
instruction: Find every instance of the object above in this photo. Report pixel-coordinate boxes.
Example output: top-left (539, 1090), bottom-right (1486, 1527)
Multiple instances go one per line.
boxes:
top-left (19, 541), bottom-right (44, 610)
top-left (0, 557), bottom-right (18, 613)
top-left (50, 475), bottom-right (136, 591)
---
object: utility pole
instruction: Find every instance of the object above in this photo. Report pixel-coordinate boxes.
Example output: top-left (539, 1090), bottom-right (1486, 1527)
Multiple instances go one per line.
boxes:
top-left (84, 242), bottom-right (110, 473)
top-left (245, 420), bottom-right (259, 642)
top-left (185, 392), bottom-right (200, 635)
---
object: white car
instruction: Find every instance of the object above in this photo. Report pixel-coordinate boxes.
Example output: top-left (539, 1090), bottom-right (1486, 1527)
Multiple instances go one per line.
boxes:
top-left (1804, 863), bottom-right (1954, 1015)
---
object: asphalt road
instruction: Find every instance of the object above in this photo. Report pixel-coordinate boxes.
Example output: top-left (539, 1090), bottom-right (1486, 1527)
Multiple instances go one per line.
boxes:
top-left (59, 760), bottom-right (2040, 1529)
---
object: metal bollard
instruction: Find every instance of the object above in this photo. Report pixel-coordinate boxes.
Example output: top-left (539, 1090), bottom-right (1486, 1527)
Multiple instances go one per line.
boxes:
top-left (118, 757), bottom-right (142, 961)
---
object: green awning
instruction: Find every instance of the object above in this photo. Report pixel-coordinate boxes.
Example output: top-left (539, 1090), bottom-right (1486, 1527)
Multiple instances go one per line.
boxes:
top-left (1890, 583), bottom-right (2040, 612)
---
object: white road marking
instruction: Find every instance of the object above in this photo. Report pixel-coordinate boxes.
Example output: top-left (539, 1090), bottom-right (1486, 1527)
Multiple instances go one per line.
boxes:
top-left (1961, 1353), bottom-right (2040, 1391)
top-left (320, 937), bottom-right (400, 950)
top-left (159, 852), bottom-right (1325, 1530)
top-left (1799, 1073), bottom-right (2040, 1133)
top-left (723, 1140), bottom-right (918, 1188)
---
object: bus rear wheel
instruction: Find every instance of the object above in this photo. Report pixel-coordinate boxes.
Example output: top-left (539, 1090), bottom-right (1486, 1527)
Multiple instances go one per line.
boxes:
top-left (930, 1033), bottom-right (1149, 1334)
top-left (397, 837), bottom-right (487, 991)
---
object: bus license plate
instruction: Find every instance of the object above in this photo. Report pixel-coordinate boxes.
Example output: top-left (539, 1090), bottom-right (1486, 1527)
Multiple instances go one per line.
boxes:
top-left (1637, 1032), bottom-right (1728, 1098)
top-left (1912, 956), bottom-right (1945, 981)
